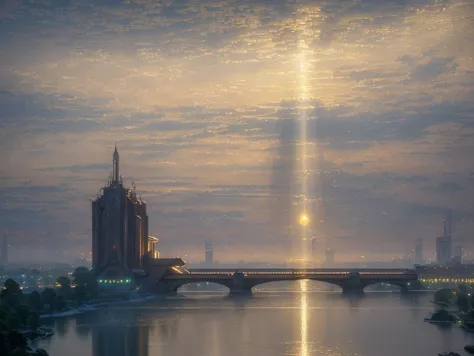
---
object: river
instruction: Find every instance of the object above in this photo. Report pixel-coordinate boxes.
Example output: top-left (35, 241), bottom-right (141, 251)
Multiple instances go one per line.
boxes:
top-left (34, 284), bottom-right (474, 356)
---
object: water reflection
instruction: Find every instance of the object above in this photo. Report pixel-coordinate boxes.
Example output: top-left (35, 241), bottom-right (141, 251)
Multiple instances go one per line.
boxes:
top-left (342, 293), bottom-right (364, 310)
top-left (299, 280), bottom-right (309, 356)
top-left (55, 318), bottom-right (69, 337)
top-left (75, 314), bottom-right (91, 341)
top-left (38, 293), bottom-right (474, 356)
top-left (91, 311), bottom-right (149, 356)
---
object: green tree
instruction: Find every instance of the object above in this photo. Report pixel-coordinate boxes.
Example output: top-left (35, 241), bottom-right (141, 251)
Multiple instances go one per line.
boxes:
top-left (40, 288), bottom-right (56, 312)
top-left (5, 314), bottom-right (21, 330)
top-left (74, 285), bottom-right (87, 306)
top-left (26, 313), bottom-right (40, 329)
top-left (56, 276), bottom-right (71, 295)
top-left (1, 279), bottom-right (22, 308)
top-left (33, 349), bottom-right (49, 356)
top-left (434, 288), bottom-right (454, 305)
top-left (6, 330), bottom-right (27, 350)
top-left (4, 279), bottom-right (21, 294)
top-left (10, 348), bottom-right (29, 356)
top-left (53, 295), bottom-right (66, 312)
top-left (15, 305), bottom-right (30, 326)
top-left (73, 267), bottom-right (98, 299)
top-left (0, 332), bottom-right (7, 355)
top-left (28, 291), bottom-right (42, 311)
top-left (0, 318), bottom-right (7, 332)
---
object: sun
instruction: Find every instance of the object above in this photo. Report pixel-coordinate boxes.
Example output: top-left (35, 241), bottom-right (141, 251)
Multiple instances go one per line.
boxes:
top-left (299, 214), bottom-right (309, 226)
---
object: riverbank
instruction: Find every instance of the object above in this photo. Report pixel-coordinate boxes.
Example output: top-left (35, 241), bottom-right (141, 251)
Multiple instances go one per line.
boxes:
top-left (40, 294), bottom-right (158, 319)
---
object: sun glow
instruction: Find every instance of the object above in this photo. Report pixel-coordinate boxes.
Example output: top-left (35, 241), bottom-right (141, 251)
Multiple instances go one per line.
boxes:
top-left (299, 214), bottom-right (309, 226)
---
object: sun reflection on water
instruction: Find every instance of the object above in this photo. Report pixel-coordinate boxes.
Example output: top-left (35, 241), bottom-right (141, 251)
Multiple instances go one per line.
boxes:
top-left (299, 279), bottom-right (309, 356)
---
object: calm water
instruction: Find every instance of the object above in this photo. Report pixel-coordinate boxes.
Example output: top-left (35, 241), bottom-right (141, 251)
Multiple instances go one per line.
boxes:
top-left (35, 285), bottom-right (474, 356)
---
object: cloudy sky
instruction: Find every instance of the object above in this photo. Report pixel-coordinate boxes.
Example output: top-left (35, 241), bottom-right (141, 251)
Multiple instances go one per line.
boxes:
top-left (1, 0), bottom-right (473, 264)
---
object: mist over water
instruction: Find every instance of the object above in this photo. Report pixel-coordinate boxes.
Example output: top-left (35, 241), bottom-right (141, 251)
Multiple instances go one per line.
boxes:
top-left (36, 290), bottom-right (474, 356)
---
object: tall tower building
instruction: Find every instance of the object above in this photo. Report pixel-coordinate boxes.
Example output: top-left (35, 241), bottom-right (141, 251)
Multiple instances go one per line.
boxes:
top-left (204, 241), bottom-right (213, 265)
top-left (436, 210), bottom-right (452, 265)
top-left (453, 245), bottom-right (463, 265)
top-left (0, 234), bottom-right (8, 266)
top-left (92, 146), bottom-right (150, 282)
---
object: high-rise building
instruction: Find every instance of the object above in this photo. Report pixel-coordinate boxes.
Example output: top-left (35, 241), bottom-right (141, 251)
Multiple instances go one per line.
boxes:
top-left (204, 241), bottom-right (213, 265)
top-left (452, 245), bottom-right (463, 265)
top-left (0, 234), bottom-right (8, 265)
top-left (436, 236), bottom-right (451, 265)
top-left (415, 238), bottom-right (423, 265)
top-left (436, 210), bottom-right (452, 265)
top-left (92, 146), bottom-right (150, 281)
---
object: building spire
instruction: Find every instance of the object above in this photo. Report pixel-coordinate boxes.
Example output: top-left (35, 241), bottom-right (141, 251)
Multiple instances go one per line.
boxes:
top-left (113, 144), bottom-right (120, 184)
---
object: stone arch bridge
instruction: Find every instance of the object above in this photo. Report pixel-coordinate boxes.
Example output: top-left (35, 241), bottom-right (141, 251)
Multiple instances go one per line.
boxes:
top-left (142, 264), bottom-right (419, 295)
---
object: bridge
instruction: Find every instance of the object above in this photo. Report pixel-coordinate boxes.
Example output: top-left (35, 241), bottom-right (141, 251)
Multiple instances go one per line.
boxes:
top-left (140, 260), bottom-right (419, 295)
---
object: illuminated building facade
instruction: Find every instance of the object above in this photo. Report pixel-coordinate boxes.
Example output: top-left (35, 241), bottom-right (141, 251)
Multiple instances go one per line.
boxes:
top-left (148, 236), bottom-right (160, 259)
top-left (92, 146), bottom-right (150, 284)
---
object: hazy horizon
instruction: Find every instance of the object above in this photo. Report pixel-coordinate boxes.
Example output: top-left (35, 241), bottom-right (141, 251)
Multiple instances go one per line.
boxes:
top-left (1, 0), bottom-right (473, 265)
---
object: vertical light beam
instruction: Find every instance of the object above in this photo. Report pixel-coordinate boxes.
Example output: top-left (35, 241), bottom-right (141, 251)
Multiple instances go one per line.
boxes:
top-left (297, 10), bottom-right (311, 264)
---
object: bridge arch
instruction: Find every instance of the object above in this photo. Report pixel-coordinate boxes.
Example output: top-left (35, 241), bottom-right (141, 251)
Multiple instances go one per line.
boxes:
top-left (250, 278), bottom-right (343, 292)
top-left (176, 281), bottom-right (230, 293)
top-left (157, 278), bottom-right (234, 294)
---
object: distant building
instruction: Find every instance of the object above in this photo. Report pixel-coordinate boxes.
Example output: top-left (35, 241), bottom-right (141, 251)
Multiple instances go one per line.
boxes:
top-left (204, 241), bottom-right (213, 265)
top-left (92, 146), bottom-right (151, 285)
top-left (323, 248), bottom-right (335, 267)
top-left (436, 237), bottom-right (451, 265)
top-left (451, 245), bottom-right (463, 265)
top-left (415, 238), bottom-right (423, 265)
top-left (436, 210), bottom-right (452, 266)
top-left (0, 234), bottom-right (8, 265)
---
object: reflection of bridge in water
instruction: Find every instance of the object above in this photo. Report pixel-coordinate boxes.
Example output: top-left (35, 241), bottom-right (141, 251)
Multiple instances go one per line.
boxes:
top-left (143, 261), bottom-right (420, 295)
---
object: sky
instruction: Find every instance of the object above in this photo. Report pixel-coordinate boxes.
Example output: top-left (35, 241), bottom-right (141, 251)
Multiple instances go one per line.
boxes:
top-left (0, 0), bottom-right (473, 264)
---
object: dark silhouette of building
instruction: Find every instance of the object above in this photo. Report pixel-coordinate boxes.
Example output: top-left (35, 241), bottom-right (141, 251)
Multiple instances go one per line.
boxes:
top-left (92, 146), bottom-right (149, 282)
top-left (0, 234), bottom-right (8, 265)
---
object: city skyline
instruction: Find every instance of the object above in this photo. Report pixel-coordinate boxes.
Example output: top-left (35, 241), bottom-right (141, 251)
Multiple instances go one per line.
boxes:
top-left (1, 0), bottom-right (474, 263)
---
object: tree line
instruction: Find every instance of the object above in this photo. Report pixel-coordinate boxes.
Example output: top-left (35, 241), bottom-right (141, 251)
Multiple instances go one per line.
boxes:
top-left (0, 266), bottom-right (98, 356)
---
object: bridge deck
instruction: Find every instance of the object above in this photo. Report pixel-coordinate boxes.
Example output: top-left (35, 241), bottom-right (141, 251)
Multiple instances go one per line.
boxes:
top-left (166, 271), bottom-right (417, 280)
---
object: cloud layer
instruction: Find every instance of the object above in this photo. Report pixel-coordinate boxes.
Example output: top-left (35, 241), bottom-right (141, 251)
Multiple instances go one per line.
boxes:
top-left (1, 0), bottom-right (474, 263)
